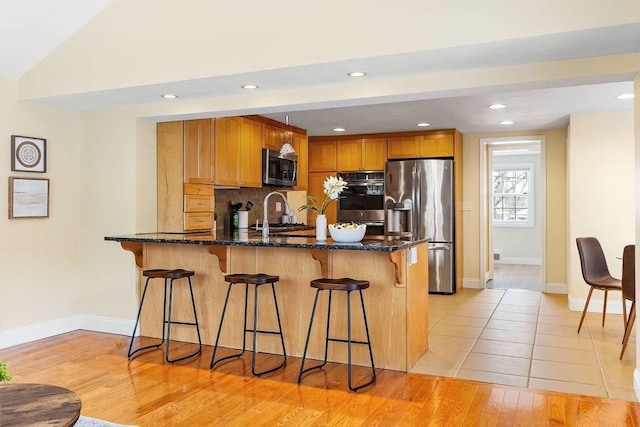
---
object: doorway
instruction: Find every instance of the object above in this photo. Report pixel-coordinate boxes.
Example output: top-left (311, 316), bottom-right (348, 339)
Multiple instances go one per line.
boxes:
top-left (479, 136), bottom-right (547, 292)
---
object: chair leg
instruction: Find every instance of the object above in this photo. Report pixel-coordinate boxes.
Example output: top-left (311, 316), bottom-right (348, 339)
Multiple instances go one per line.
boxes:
top-left (250, 282), bottom-right (287, 377)
top-left (620, 302), bottom-right (636, 359)
top-left (165, 277), bottom-right (202, 363)
top-left (602, 290), bottom-right (608, 327)
top-left (622, 295), bottom-right (628, 336)
top-left (578, 287), bottom-right (594, 333)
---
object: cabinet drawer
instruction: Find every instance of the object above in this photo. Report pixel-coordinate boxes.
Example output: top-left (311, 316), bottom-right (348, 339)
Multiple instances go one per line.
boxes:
top-left (184, 183), bottom-right (213, 196)
top-left (184, 212), bottom-right (214, 230)
top-left (184, 195), bottom-right (214, 212)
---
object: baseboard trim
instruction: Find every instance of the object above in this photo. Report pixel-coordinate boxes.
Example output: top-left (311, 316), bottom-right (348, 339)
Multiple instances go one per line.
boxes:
top-left (568, 296), bottom-right (630, 314)
top-left (494, 258), bottom-right (541, 265)
top-left (463, 278), bottom-right (483, 289)
top-left (545, 282), bottom-right (568, 294)
top-left (0, 315), bottom-right (134, 350)
top-left (634, 369), bottom-right (640, 402)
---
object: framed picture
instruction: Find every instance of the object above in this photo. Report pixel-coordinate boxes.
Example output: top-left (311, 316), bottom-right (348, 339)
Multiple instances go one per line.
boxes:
top-left (8, 177), bottom-right (49, 219)
top-left (11, 135), bottom-right (46, 173)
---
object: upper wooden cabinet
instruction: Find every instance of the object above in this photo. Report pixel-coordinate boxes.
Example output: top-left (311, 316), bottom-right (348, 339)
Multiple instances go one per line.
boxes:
top-left (337, 138), bottom-right (387, 171)
top-left (291, 131), bottom-right (308, 190)
top-left (262, 123), bottom-right (283, 151)
top-left (238, 118), bottom-right (263, 187)
top-left (183, 119), bottom-right (215, 184)
top-left (387, 131), bottom-right (455, 159)
top-left (214, 116), bottom-right (241, 186)
top-left (308, 140), bottom-right (337, 172)
top-left (215, 117), bottom-right (262, 187)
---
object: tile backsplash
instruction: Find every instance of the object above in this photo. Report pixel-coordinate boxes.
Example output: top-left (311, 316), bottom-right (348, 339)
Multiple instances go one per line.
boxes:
top-left (215, 187), bottom-right (308, 230)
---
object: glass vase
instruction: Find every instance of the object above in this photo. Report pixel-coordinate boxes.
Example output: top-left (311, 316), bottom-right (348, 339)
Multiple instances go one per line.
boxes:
top-left (315, 214), bottom-right (327, 241)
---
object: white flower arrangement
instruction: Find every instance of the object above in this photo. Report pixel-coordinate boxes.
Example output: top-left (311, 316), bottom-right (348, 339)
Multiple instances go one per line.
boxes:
top-left (299, 175), bottom-right (348, 215)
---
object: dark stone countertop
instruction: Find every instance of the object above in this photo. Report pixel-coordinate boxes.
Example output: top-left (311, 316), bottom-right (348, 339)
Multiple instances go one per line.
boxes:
top-left (105, 229), bottom-right (428, 252)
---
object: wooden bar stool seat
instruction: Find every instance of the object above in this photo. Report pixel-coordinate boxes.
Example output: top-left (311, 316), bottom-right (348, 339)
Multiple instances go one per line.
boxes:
top-left (128, 268), bottom-right (202, 363)
top-left (298, 277), bottom-right (376, 392)
top-left (210, 273), bottom-right (287, 376)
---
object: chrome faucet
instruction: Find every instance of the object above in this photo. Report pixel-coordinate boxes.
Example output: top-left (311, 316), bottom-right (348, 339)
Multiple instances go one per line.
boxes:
top-left (262, 191), bottom-right (293, 237)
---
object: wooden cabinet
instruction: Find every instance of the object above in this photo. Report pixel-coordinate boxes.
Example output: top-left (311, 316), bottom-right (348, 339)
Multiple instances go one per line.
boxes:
top-left (183, 119), bottom-right (214, 184)
top-left (291, 131), bottom-right (308, 190)
top-left (215, 117), bottom-right (262, 187)
top-left (337, 138), bottom-right (387, 171)
top-left (157, 121), bottom-right (215, 231)
top-left (307, 172), bottom-right (337, 226)
top-left (388, 132), bottom-right (454, 159)
top-left (308, 140), bottom-right (337, 172)
top-left (238, 118), bottom-right (262, 187)
top-left (262, 123), bottom-right (283, 151)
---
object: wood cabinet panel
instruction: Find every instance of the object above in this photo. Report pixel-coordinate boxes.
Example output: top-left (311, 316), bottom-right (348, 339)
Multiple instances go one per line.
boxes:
top-left (214, 116), bottom-right (241, 186)
top-left (183, 119), bottom-right (214, 184)
top-left (308, 140), bottom-right (337, 172)
top-left (238, 118), bottom-right (262, 187)
top-left (387, 136), bottom-right (419, 159)
top-left (184, 195), bottom-right (214, 212)
top-left (336, 139), bottom-right (362, 172)
top-left (292, 131), bottom-right (308, 190)
top-left (262, 123), bottom-right (283, 151)
top-left (361, 138), bottom-right (387, 170)
top-left (184, 212), bottom-right (214, 230)
top-left (419, 133), bottom-right (454, 157)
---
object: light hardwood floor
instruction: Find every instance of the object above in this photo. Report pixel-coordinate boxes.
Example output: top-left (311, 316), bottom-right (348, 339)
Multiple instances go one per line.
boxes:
top-left (486, 264), bottom-right (541, 291)
top-left (1, 329), bottom-right (640, 425)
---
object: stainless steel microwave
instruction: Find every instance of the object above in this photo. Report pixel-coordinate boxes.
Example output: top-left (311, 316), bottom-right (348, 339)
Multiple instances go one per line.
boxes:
top-left (262, 149), bottom-right (298, 187)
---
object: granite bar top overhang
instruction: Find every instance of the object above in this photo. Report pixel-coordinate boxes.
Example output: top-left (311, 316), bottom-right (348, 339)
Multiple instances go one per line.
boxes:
top-left (104, 231), bottom-right (427, 252)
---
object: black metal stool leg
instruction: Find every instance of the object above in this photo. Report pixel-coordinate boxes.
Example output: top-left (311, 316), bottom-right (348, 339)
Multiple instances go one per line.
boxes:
top-left (250, 282), bottom-right (287, 376)
top-left (128, 277), bottom-right (166, 359)
top-left (210, 282), bottom-right (245, 369)
top-left (349, 289), bottom-right (376, 392)
top-left (298, 289), bottom-right (322, 383)
top-left (165, 276), bottom-right (202, 363)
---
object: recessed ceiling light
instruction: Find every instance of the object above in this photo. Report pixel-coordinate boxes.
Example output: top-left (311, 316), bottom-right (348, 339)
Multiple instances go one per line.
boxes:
top-left (489, 104), bottom-right (506, 109)
top-left (161, 94), bottom-right (178, 99)
top-left (499, 120), bottom-right (514, 125)
top-left (616, 93), bottom-right (635, 100)
top-left (347, 71), bottom-right (367, 77)
top-left (417, 122), bottom-right (431, 127)
top-left (333, 127), bottom-right (346, 132)
top-left (241, 84), bottom-right (259, 89)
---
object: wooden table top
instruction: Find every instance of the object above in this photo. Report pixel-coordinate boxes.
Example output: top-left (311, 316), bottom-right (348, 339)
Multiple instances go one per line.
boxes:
top-left (0, 383), bottom-right (81, 427)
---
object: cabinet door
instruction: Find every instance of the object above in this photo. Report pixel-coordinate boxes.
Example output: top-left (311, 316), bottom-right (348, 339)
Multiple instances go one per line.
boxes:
top-left (361, 138), bottom-right (387, 170)
top-left (214, 117), bottom-right (241, 185)
top-left (307, 172), bottom-right (337, 226)
top-left (239, 118), bottom-right (263, 187)
top-left (183, 119), bottom-right (214, 184)
top-left (336, 139), bottom-right (362, 172)
top-left (387, 136), bottom-right (419, 159)
top-left (292, 131), bottom-right (308, 190)
top-left (157, 121), bottom-right (184, 232)
top-left (308, 140), bottom-right (337, 172)
top-left (419, 133), bottom-right (454, 157)
top-left (262, 123), bottom-right (283, 151)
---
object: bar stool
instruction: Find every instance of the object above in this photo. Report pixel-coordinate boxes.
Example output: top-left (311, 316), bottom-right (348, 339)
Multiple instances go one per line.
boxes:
top-left (127, 268), bottom-right (202, 363)
top-left (210, 273), bottom-right (287, 376)
top-left (298, 277), bottom-right (376, 392)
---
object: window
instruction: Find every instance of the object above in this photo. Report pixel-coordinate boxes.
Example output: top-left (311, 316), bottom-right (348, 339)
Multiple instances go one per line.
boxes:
top-left (492, 164), bottom-right (533, 227)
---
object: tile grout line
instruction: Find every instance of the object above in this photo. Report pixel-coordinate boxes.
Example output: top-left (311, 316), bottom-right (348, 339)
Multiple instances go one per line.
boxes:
top-left (526, 291), bottom-right (543, 390)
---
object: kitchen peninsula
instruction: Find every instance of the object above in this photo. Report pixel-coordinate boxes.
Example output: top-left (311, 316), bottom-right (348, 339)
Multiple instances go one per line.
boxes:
top-left (106, 231), bottom-right (429, 372)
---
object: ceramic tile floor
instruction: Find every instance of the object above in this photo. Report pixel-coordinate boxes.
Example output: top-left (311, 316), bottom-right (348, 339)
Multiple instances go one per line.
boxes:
top-left (411, 288), bottom-right (638, 401)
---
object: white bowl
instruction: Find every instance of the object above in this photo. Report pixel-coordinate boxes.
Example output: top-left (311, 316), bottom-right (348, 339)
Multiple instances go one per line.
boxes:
top-left (328, 223), bottom-right (366, 243)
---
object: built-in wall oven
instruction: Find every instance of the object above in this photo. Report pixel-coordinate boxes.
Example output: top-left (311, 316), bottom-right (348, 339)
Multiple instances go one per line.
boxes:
top-left (337, 171), bottom-right (385, 235)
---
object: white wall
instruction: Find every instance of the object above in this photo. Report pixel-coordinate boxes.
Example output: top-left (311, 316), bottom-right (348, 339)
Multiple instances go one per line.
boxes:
top-left (493, 153), bottom-right (542, 264)
top-left (567, 110), bottom-right (635, 309)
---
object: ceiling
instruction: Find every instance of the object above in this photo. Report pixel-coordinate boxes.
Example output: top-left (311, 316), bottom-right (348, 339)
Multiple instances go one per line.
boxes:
top-left (1, 1), bottom-right (637, 135)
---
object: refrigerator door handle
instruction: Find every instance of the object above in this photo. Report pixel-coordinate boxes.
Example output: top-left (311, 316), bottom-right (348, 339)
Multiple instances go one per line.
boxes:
top-left (430, 246), bottom-right (451, 251)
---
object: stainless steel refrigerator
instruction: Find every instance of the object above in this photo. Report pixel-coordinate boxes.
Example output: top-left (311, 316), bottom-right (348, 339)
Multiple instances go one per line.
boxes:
top-left (384, 159), bottom-right (455, 294)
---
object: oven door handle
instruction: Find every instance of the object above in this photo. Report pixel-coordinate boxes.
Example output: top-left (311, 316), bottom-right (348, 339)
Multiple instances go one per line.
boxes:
top-left (345, 182), bottom-right (384, 187)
